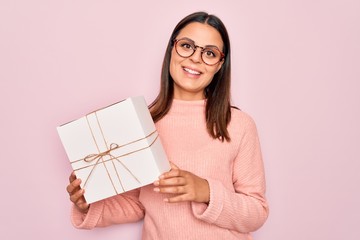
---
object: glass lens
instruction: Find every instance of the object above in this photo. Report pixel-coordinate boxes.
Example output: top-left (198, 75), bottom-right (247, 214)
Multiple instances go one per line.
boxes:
top-left (175, 39), bottom-right (195, 57)
top-left (201, 47), bottom-right (222, 65)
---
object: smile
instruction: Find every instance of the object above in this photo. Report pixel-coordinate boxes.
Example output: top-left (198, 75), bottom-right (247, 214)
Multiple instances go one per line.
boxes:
top-left (183, 67), bottom-right (201, 75)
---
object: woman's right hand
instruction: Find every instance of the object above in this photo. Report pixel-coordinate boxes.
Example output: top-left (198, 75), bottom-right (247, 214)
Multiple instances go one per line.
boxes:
top-left (66, 171), bottom-right (90, 213)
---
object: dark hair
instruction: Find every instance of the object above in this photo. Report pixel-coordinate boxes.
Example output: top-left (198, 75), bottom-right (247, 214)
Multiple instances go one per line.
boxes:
top-left (149, 11), bottom-right (232, 141)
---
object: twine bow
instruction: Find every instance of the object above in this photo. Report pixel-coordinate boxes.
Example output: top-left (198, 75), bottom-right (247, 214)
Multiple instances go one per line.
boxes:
top-left (84, 143), bottom-right (120, 163)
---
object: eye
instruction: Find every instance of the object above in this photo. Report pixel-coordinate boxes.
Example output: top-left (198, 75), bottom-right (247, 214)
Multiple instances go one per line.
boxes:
top-left (203, 49), bottom-right (217, 58)
top-left (181, 42), bottom-right (193, 50)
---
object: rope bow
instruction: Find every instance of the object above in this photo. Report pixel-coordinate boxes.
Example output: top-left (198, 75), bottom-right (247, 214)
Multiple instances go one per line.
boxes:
top-left (84, 143), bottom-right (120, 162)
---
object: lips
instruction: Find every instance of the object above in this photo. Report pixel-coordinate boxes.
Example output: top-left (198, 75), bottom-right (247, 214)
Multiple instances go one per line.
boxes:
top-left (183, 67), bottom-right (202, 75)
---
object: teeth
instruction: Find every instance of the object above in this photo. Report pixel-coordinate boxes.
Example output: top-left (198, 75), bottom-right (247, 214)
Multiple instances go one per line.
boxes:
top-left (184, 67), bottom-right (201, 75)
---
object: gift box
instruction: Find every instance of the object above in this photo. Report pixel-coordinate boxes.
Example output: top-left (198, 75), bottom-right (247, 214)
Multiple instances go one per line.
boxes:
top-left (57, 96), bottom-right (170, 203)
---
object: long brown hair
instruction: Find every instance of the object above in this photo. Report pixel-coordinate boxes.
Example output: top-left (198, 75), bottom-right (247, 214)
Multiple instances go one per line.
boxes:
top-left (149, 12), bottom-right (232, 142)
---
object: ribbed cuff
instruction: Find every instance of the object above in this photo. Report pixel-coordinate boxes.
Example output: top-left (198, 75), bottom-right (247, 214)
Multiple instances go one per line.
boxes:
top-left (71, 201), bottom-right (104, 229)
top-left (191, 178), bottom-right (224, 224)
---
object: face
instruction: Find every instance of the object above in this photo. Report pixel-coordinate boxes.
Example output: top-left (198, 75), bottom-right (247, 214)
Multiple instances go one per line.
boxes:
top-left (170, 22), bottom-right (224, 100)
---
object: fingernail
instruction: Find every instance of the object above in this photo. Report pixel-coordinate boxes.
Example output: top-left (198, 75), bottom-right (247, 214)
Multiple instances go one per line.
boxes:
top-left (163, 198), bottom-right (169, 202)
top-left (159, 175), bottom-right (164, 179)
top-left (153, 188), bottom-right (160, 192)
top-left (153, 181), bottom-right (159, 186)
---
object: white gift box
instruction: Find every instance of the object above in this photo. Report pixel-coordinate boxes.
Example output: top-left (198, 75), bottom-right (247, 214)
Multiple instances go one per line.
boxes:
top-left (57, 96), bottom-right (170, 203)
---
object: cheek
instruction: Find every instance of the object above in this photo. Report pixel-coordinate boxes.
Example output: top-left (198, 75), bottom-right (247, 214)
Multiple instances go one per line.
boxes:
top-left (216, 61), bottom-right (223, 73)
top-left (169, 55), bottom-right (176, 79)
top-left (169, 52), bottom-right (183, 78)
top-left (205, 66), bottom-right (219, 79)
top-left (206, 62), bottom-right (223, 79)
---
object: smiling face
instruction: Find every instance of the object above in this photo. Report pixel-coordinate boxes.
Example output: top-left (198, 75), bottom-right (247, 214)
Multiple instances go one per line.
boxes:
top-left (169, 22), bottom-right (224, 100)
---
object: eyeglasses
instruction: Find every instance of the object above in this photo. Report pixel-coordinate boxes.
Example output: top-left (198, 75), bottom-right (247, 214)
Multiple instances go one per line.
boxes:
top-left (173, 38), bottom-right (225, 66)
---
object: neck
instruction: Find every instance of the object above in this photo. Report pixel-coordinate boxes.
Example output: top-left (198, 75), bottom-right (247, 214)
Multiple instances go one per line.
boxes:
top-left (173, 90), bottom-right (205, 101)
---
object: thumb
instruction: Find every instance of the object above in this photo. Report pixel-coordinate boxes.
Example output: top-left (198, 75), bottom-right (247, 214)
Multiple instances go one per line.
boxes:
top-left (169, 161), bottom-right (179, 170)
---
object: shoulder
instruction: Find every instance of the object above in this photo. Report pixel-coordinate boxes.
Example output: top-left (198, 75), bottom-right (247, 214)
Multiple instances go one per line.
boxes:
top-left (230, 107), bottom-right (257, 127)
top-left (229, 107), bottom-right (259, 138)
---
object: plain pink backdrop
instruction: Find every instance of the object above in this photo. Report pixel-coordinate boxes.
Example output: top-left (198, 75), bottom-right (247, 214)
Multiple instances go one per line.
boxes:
top-left (1, 0), bottom-right (359, 239)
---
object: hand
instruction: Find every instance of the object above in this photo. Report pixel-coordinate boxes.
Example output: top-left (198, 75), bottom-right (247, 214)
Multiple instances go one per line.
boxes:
top-left (66, 171), bottom-right (90, 213)
top-left (153, 162), bottom-right (210, 204)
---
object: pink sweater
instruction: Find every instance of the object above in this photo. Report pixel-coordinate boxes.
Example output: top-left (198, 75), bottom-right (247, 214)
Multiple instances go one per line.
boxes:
top-left (71, 99), bottom-right (269, 240)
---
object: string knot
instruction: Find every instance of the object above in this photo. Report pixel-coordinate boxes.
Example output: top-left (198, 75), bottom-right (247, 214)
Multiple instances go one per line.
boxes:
top-left (84, 143), bottom-right (119, 162)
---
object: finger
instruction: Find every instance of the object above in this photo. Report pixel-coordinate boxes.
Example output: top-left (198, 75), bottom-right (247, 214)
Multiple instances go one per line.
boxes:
top-left (70, 189), bottom-right (85, 203)
top-left (157, 177), bottom-right (186, 186)
top-left (74, 195), bottom-right (90, 212)
top-left (69, 171), bottom-right (77, 183)
top-left (154, 186), bottom-right (186, 194)
top-left (66, 178), bottom-right (82, 194)
top-left (74, 195), bottom-right (89, 208)
top-left (170, 162), bottom-right (179, 170)
top-left (77, 201), bottom-right (90, 212)
top-left (160, 168), bottom-right (183, 179)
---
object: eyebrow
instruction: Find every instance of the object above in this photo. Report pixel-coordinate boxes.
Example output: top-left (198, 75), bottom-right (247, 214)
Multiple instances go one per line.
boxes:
top-left (182, 37), bottom-right (222, 49)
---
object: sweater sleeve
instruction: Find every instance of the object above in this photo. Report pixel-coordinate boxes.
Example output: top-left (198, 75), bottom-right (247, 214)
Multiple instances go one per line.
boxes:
top-left (191, 115), bottom-right (269, 233)
top-left (71, 188), bottom-right (145, 229)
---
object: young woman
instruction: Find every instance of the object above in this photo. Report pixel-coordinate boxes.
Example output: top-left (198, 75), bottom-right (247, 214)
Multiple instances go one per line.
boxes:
top-left (66, 11), bottom-right (269, 239)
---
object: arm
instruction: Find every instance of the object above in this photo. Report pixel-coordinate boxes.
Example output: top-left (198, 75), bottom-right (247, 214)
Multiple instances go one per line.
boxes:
top-left (67, 172), bottom-right (145, 229)
top-left (71, 188), bottom-right (145, 229)
top-left (191, 115), bottom-right (269, 233)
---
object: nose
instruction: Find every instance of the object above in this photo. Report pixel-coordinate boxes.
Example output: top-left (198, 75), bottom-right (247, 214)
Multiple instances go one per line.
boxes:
top-left (189, 47), bottom-right (202, 63)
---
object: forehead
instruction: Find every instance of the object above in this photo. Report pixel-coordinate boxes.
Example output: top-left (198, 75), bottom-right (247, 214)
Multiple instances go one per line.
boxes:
top-left (177, 22), bottom-right (223, 49)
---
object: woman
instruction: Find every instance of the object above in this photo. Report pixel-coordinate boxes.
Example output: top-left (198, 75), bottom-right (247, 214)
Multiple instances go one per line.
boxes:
top-left (66, 11), bottom-right (269, 239)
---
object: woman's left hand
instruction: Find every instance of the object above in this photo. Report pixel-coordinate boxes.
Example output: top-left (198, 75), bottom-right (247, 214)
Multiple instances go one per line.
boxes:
top-left (153, 162), bottom-right (210, 204)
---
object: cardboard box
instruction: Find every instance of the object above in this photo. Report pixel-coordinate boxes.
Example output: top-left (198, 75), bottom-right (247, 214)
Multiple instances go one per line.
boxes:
top-left (57, 96), bottom-right (170, 203)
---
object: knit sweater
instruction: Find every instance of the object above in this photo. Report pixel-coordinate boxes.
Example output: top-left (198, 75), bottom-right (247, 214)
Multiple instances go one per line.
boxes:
top-left (71, 99), bottom-right (269, 240)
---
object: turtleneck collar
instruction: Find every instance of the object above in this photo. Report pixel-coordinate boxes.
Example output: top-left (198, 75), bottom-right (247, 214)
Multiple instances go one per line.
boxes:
top-left (167, 98), bottom-right (207, 116)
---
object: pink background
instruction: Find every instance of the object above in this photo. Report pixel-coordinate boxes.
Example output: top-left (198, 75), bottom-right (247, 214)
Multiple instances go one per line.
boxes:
top-left (1, 0), bottom-right (359, 239)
